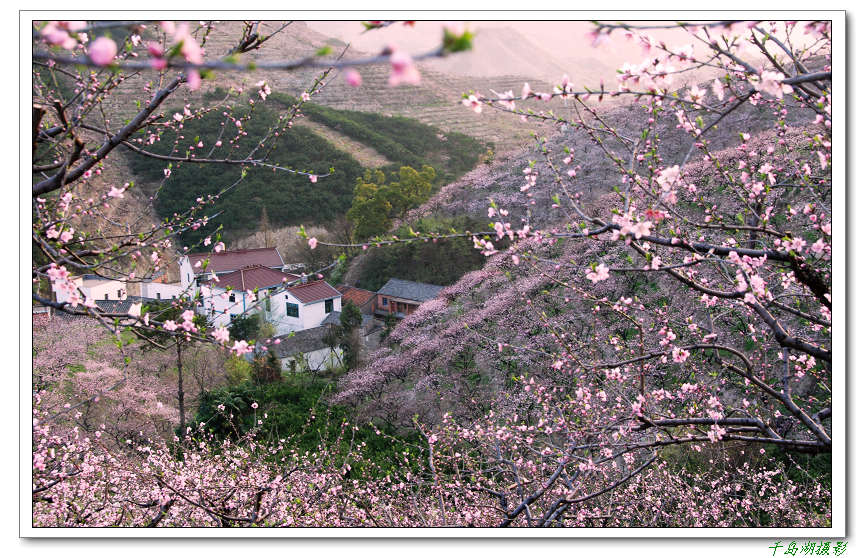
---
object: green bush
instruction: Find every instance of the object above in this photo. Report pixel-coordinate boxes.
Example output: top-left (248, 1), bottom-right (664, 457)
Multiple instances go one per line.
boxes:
top-left (192, 376), bottom-right (421, 476)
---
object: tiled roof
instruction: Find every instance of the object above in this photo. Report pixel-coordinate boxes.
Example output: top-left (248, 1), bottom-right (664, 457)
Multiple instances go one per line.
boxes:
top-left (93, 295), bottom-right (158, 314)
top-left (287, 280), bottom-right (342, 304)
top-left (321, 311), bottom-right (373, 328)
top-left (270, 326), bottom-right (333, 356)
top-left (187, 247), bottom-right (284, 274)
top-left (205, 265), bottom-right (299, 292)
top-left (376, 278), bottom-right (443, 303)
top-left (337, 285), bottom-right (375, 307)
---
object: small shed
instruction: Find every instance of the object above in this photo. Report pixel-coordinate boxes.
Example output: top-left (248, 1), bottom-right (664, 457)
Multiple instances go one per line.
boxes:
top-left (269, 326), bottom-right (342, 373)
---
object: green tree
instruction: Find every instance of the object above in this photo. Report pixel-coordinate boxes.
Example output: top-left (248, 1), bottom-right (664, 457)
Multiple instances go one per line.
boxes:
top-left (385, 165), bottom-right (435, 217)
top-left (338, 301), bottom-right (363, 369)
top-left (340, 300), bottom-right (363, 331)
top-left (224, 355), bottom-right (252, 386)
top-left (322, 301), bottom-right (363, 370)
top-left (346, 165), bottom-right (436, 241)
top-left (228, 313), bottom-right (261, 343)
top-left (346, 170), bottom-right (392, 240)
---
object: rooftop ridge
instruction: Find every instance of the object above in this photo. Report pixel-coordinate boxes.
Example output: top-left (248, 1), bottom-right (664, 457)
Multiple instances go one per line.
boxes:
top-left (381, 277), bottom-right (444, 289)
top-left (187, 246), bottom-right (283, 258)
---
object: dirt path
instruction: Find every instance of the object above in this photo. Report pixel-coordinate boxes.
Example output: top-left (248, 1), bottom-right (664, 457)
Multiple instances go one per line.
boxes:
top-left (295, 120), bottom-right (392, 169)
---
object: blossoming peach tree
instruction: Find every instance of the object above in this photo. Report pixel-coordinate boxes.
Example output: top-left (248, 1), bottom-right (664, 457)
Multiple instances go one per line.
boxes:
top-left (31, 19), bottom-right (833, 528)
top-left (318, 19), bottom-right (834, 527)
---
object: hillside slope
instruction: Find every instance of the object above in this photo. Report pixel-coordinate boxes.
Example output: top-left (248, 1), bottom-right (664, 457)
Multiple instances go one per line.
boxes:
top-left (334, 90), bottom-right (824, 428)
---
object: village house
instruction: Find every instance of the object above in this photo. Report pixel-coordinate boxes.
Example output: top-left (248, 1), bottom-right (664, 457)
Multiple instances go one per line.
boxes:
top-left (275, 280), bottom-right (343, 335)
top-left (199, 264), bottom-right (300, 328)
top-left (53, 268), bottom-right (188, 309)
top-left (269, 326), bottom-right (343, 373)
top-left (139, 272), bottom-right (185, 301)
top-left (180, 247), bottom-right (286, 297)
top-left (53, 274), bottom-right (128, 304)
top-left (336, 285), bottom-right (376, 315)
top-left (373, 278), bottom-right (444, 318)
top-left (197, 262), bottom-right (342, 335)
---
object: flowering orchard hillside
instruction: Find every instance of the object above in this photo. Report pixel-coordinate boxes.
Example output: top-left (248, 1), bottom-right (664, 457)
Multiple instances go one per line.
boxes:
top-left (31, 19), bottom-right (833, 528)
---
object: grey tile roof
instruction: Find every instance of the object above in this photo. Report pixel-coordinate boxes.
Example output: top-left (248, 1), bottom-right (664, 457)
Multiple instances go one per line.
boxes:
top-left (269, 326), bottom-right (335, 357)
top-left (376, 278), bottom-right (444, 303)
top-left (92, 295), bottom-right (158, 314)
top-left (321, 311), bottom-right (373, 328)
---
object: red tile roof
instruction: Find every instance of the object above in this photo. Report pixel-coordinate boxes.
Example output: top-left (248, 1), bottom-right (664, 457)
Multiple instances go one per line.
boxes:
top-left (287, 280), bottom-right (342, 304)
top-left (337, 285), bottom-right (375, 307)
top-left (187, 247), bottom-right (284, 274)
top-left (206, 265), bottom-right (299, 291)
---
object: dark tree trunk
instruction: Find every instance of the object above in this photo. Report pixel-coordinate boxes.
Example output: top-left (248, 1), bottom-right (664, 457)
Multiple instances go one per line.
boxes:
top-left (176, 341), bottom-right (185, 430)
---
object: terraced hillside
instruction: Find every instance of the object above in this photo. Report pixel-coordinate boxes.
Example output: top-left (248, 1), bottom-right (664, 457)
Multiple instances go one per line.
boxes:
top-left (61, 22), bottom-right (563, 253)
top-left (282, 63), bottom-right (560, 155)
top-left (195, 22), bottom-right (562, 155)
top-left (94, 22), bottom-right (559, 155)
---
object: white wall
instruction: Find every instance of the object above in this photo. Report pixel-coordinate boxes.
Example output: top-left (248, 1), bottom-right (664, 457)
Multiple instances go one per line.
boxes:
top-left (141, 281), bottom-right (184, 301)
top-left (199, 286), bottom-right (262, 328)
top-left (271, 292), bottom-right (342, 335)
top-left (198, 285), bottom-right (341, 334)
top-left (279, 347), bottom-right (343, 373)
top-left (179, 257), bottom-right (196, 296)
top-left (55, 277), bottom-right (127, 303)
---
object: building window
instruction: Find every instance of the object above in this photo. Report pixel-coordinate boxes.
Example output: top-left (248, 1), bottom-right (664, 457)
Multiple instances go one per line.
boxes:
top-left (325, 298), bottom-right (333, 314)
top-left (187, 273), bottom-right (190, 283)
top-left (156, 292), bottom-right (161, 300)
top-left (229, 292), bottom-right (236, 302)
top-left (105, 293), bottom-right (109, 300)
top-left (265, 298), bottom-right (271, 312)
top-left (286, 303), bottom-right (299, 318)
top-left (382, 297), bottom-right (388, 306)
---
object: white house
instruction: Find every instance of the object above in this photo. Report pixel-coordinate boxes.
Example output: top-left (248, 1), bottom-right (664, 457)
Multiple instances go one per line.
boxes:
top-left (272, 280), bottom-right (342, 335)
top-left (139, 275), bottom-right (184, 301)
top-left (200, 266), bottom-right (342, 333)
top-left (180, 247), bottom-right (285, 297)
top-left (199, 265), bottom-right (300, 328)
top-left (53, 274), bottom-right (127, 304)
top-left (269, 326), bottom-right (343, 373)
